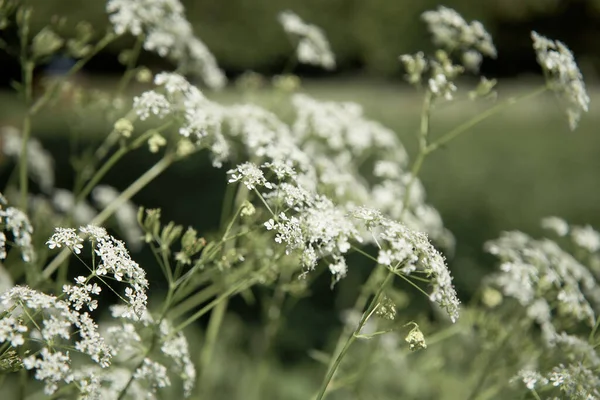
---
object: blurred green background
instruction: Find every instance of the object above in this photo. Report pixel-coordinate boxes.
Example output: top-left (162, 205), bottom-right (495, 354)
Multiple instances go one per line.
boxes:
top-left (1, 1), bottom-right (600, 398)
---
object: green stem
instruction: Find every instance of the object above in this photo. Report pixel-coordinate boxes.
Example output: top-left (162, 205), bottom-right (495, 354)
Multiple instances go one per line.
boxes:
top-left (426, 85), bottom-right (548, 153)
top-left (75, 126), bottom-right (166, 203)
top-left (115, 35), bottom-right (144, 96)
top-left (172, 278), bottom-right (253, 335)
top-left (197, 297), bottom-right (228, 391)
top-left (40, 153), bottom-right (176, 280)
top-left (250, 268), bottom-right (293, 399)
top-left (18, 111), bottom-right (32, 210)
top-left (315, 271), bottom-right (393, 400)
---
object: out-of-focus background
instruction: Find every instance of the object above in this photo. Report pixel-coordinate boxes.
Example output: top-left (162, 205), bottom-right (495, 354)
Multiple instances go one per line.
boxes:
top-left (1, 0), bottom-right (600, 398)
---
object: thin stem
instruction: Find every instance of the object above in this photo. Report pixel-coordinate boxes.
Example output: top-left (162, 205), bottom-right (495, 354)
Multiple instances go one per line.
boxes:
top-left (115, 35), bottom-right (144, 96)
top-left (41, 154), bottom-right (176, 280)
top-left (315, 271), bottom-right (393, 400)
top-left (250, 268), bottom-right (293, 399)
top-left (197, 297), bottom-right (228, 388)
top-left (426, 85), bottom-right (548, 153)
top-left (172, 278), bottom-right (253, 335)
top-left (75, 125), bottom-right (167, 203)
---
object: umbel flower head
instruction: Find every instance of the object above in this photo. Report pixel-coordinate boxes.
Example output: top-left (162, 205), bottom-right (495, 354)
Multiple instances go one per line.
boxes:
top-left (106, 0), bottom-right (226, 89)
top-left (531, 31), bottom-right (590, 130)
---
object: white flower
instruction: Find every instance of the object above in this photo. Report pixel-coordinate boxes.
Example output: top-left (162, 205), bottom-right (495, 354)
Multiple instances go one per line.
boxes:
top-left (133, 90), bottom-right (171, 120)
top-left (514, 369), bottom-right (549, 390)
top-left (531, 31), bottom-right (590, 130)
top-left (571, 225), bottom-right (600, 253)
top-left (428, 73), bottom-right (457, 100)
top-left (0, 316), bottom-right (28, 346)
top-left (23, 348), bottom-right (71, 395)
top-left (133, 358), bottom-right (171, 391)
top-left (0, 205), bottom-right (34, 262)
top-left (421, 6), bottom-right (496, 61)
top-left (227, 162), bottom-right (273, 190)
top-left (47, 227), bottom-right (84, 254)
top-left (541, 216), bottom-right (569, 236)
top-left (278, 11), bottom-right (335, 70)
top-left (106, 0), bottom-right (226, 89)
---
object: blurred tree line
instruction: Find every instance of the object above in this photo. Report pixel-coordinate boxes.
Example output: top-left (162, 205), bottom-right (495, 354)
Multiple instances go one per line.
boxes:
top-left (10, 0), bottom-right (600, 79)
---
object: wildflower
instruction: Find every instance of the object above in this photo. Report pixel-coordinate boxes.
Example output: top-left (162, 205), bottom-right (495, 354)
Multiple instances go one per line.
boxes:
top-left (514, 369), bottom-right (549, 390)
top-left (106, 0), bottom-right (226, 89)
top-left (278, 10), bottom-right (335, 70)
top-left (0, 316), bottom-right (27, 346)
top-left (227, 162), bottom-right (273, 190)
top-left (0, 205), bottom-right (34, 262)
top-left (47, 227), bottom-right (84, 254)
top-left (428, 73), bottom-right (457, 100)
top-left (23, 348), bottom-right (71, 395)
top-left (541, 216), bottom-right (569, 237)
top-left (486, 228), bottom-right (600, 340)
top-left (399, 52), bottom-right (427, 84)
top-left (531, 31), bottom-right (590, 130)
top-left (351, 206), bottom-right (460, 322)
top-left (154, 71), bottom-right (192, 95)
top-left (133, 358), bottom-right (171, 392)
top-left (133, 90), bottom-right (171, 120)
top-left (421, 6), bottom-right (497, 64)
top-left (570, 225), bottom-right (600, 253)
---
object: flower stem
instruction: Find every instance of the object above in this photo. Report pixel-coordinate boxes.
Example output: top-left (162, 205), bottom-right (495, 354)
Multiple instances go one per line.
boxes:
top-left (315, 271), bottom-right (392, 400)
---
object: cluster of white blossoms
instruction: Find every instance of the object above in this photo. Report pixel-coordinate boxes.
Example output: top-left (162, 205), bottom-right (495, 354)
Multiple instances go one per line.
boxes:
top-left (0, 195), bottom-right (34, 263)
top-left (0, 222), bottom-right (196, 398)
top-left (106, 0), bottom-right (226, 89)
top-left (100, 307), bottom-right (197, 398)
top-left (400, 6), bottom-right (497, 100)
top-left (485, 222), bottom-right (600, 344)
top-left (47, 225), bottom-right (148, 318)
top-left (421, 6), bottom-right (497, 66)
top-left (351, 207), bottom-right (460, 322)
top-left (135, 72), bottom-right (453, 292)
top-left (531, 32), bottom-right (590, 130)
top-left (1, 286), bottom-right (112, 396)
top-left (515, 363), bottom-right (600, 399)
top-left (278, 10), bottom-right (336, 70)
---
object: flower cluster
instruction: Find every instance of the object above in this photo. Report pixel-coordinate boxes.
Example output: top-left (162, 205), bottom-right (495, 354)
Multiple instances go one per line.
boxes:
top-left (0, 196), bottom-right (34, 263)
top-left (515, 363), bottom-right (600, 399)
top-left (485, 223), bottom-right (600, 343)
top-left (47, 225), bottom-right (148, 318)
top-left (106, 0), bottom-right (226, 89)
top-left (351, 207), bottom-right (460, 322)
top-left (1, 286), bottom-right (113, 396)
top-left (531, 31), bottom-right (590, 130)
top-left (421, 6), bottom-right (497, 67)
top-left (400, 6), bottom-right (497, 100)
top-left (278, 10), bottom-right (335, 70)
